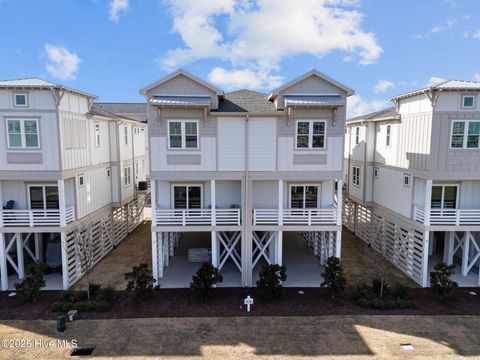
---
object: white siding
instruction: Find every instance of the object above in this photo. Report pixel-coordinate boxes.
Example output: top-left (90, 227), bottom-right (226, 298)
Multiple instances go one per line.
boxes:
top-left (248, 118), bottom-right (277, 171)
top-left (373, 167), bottom-right (413, 218)
top-left (218, 118), bottom-right (245, 171)
top-left (75, 167), bottom-right (112, 219)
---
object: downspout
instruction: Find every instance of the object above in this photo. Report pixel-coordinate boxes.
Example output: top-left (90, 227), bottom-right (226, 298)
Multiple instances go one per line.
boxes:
top-left (362, 121), bottom-right (368, 204)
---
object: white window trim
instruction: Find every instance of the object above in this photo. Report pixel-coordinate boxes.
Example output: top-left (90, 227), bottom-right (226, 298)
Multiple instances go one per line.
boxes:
top-left (77, 174), bottom-right (85, 188)
top-left (373, 167), bottom-right (379, 178)
top-left (124, 126), bottom-right (129, 146)
top-left (294, 119), bottom-right (327, 150)
top-left (94, 122), bottom-right (101, 148)
top-left (170, 183), bottom-right (203, 209)
top-left (13, 92), bottom-right (28, 107)
top-left (106, 167), bottom-right (111, 178)
top-left (403, 173), bottom-right (411, 188)
top-left (355, 127), bottom-right (360, 145)
top-left (123, 166), bottom-right (131, 187)
top-left (386, 124), bottom-right (391, 147)
top-left (26, 184), bottom-right (58, 210)
top-left (450, 119), bottom-right (480, 149)
top-left (288, 184), bottom-right (321, 209)
top-left (5, 118), bottom-right (40, 149)
top-left (352, 166), bottom-right (360, 187)
top-left (431, 184), bottom-right (460, 209)
top-left (461, 95), bottom-right (475, 109)
top-left (167, 120), bottom-right (200, 150)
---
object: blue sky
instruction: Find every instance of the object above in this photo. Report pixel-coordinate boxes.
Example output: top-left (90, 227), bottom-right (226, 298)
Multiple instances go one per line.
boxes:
top-left (1, 0), bottom-right (479, 116)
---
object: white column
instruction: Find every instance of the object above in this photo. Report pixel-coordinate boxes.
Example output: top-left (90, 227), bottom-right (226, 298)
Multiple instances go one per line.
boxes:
top-left (461, 232), bottom-right (470, 276)
top-left (16, 234), bottom-right (25, 280)
top-left (0, 233), bottom-right (8, 290)
top-left (151, 232), bottom-right (158, 283)
top-left (336, 180), bottom-right (343, 226)
top-left (428, 234), bottom-right (435, 256)
top-left (60, 232), bottom-right (68, 289)
top-left (57, 179), bottom-right (66, 227)
top-left (158, 233), bottom-right (164, 278)
top-left (335, 230), bottom-right (342, 258)
top-left (210, 179), bottom-right (216, 226)
top-left (278, 180), bottom-right (283, 226)
top-left (277, 231), bottom-right (283, 266)
top-left (421, 231), bottom-right (430, 287)
top-left (34, 233), bottom-right (43, 262)
top-left (444, 232), bottom-right (455, 264)
top-left (150, 180), bottom-right (156, 226)
top-left (211, 231), bottom-right (218, 267)
top-left (424, 180), bottom-right (432, 226)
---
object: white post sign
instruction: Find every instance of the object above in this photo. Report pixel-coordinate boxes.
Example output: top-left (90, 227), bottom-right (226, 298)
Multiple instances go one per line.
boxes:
top-left (244, 295), bottom-right (254, 312)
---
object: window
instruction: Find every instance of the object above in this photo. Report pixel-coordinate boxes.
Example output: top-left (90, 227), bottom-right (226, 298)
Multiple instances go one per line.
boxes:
top-left (386, 125), bottom-right (391, 147)
top-left (106, 167), bottom-right (111, 178)
top-left (431, 185), bottom-right (458, 209)
top-left (28, 185), bottom-right (58, 209)
top-left (78, 174), bottom-right (85, 187)
top-left (451, 120), bottom-right (480, 148)
top-left (352, 166), bottom-right (360, 186)
top-left (355, 127), bottom-right (360, 145)
top-left (123, 166), bottom-right (131, 186)
top-left (462, 95), bottom-right (475, 109)
top-left (94, 123), bottom-right (100, 147)
top-left (403, 173), bottom-right (411, 187)
top-left (13, 93), bottom-right (28, 107)
top-left (295, 120), bottom-right (326, 149)
top-left (124, 126), bottom-right (128, 145)
top-left (290, 185), bottom-right (319, 208)
top-left (168, 120), bottom-right (199, 149)
top-left (373, 167), bottom-right (379, 178)
top-left (172, 185), bottom-right (202, 209)
top-left (6, 119), bottom-right (39, 149)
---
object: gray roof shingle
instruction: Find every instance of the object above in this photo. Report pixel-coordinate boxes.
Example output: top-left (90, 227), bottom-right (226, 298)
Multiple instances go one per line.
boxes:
top-left (347, 107), bottom-right (398, 123)
top-left (93, 102), bottom-right (147, 115)
top-left (215, 90), bottom-right (278, 113)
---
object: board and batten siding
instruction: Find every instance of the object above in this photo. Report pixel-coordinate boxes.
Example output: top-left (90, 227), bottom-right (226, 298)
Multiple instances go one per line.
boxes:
top-left (373, 166), bottom-right (413, 218)
top-left (0, 89), bottom-right (56, 110)
top-left (248, 118), bottom-right (277, 171)
top-left (217, 117), bottom-right (245, 171)
top-left (75, 166), bottom-right (112, 219)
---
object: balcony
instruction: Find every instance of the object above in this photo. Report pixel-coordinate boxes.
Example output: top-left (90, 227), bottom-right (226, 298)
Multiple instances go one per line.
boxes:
top-left (414, 206), bottom-right (480, 226)
top-left (253, 208), bottom-right (337, 226)
top-left (0, 206), bottom-right (75, 228)
top-left (155, 208), bottom-right (241, 226)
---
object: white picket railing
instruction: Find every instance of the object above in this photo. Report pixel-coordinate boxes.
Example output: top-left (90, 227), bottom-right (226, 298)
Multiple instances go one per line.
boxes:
top-left (253, 208), bottom-right (337, 226)
top-left (1, 206), bottom-right (75, 227)
top-left (414, 205), bottom-right (480, 226)
top-left (155, 208), bottom-right (241, 226)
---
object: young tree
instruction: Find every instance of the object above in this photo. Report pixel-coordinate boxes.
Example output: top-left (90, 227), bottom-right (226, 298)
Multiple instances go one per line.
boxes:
top-left (430, 263), bottom-right (458, 299)
top-left (190, 263), bottom-right (223, 300)
top-left (73, 224), bottom-right (95, 300)
top-left (321, 256), bottom-right (347, 299)
top-left (15, 262), bottom-right (48, 303)
top-left (125, 263), bottom-right (156, 298)
top-left (256, 264), bottom-right (287, 300)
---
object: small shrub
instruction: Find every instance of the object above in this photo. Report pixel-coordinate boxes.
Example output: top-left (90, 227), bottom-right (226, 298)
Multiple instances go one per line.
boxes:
top-left (430, 263), bottom-right (458, 299)
top-left (88, 282), bottom-right (102, 300)
top-left (96, 285), bottom-right (116, 303)
top-left (52, 300), bottom-right (112, 313)
top-left (62, 289), bottom-right (78, 303)
top-left (354, 280), bottom-right (416, 310)
top-left (321, 257), bottom-right (347, 299)
top-left (125, 263), bottom-right (156, 298)
top-left (15, 262), bottom-right (48, 303)
top-left (256, 264), bottom-right (287, 300)
top-left (190, 263), bottom-right (223, 300)
top-left (354, 283), bottom-right (373, 300)
top-left (392, 282), bottom-right (410, 300)
top-left (372, 277), bottom-right (388, 298)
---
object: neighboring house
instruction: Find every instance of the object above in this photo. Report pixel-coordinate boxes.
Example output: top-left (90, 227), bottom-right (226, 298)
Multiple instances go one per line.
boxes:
top-left (0, 78), bottom-right (148, 290)
top-left (141, 69), bottom-right (353, 287)
top-left (344, 80), bottom-right (480, 287)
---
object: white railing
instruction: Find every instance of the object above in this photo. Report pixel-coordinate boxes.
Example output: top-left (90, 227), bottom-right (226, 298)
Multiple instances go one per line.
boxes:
top-left (253, 208), bottom-right (337, 226)
top-left (1, 206), bottom-right (75, 227)
top-left (414, 205), bottom-right (480, 226)
top-left (155, 208), bottom-right (241, 226)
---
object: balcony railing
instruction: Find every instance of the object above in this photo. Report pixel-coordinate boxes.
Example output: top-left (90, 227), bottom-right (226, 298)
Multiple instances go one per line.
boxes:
top-left (1, 207), bottom-right (76, 227)
top-left (253, 208), bottom-right (337, 226)
top-left (155, 208), bottom-right (241, 226)
top-left (414, 205), bottom-right (480, 226)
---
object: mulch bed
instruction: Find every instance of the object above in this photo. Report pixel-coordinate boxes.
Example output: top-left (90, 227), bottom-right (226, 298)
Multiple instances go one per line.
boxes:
top-left (1, 287), bottom-right (479, 320)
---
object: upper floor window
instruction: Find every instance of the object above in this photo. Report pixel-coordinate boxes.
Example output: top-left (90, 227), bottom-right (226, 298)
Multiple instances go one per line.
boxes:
top-left (124, 166), bottom-right (131, 187)
top-left (386, 125), bottom-right (391, 147)
top-left (168, 120), bottom-right (199, 149)
top-left (124, 126), bottom-right (129, 145)
top-left (13, 92), bottom-right (28, 107)
top-left (352, 166), bottom-right (360, 186)
top-left (462, 95), bottom-right (475, 109)
top-left (373, 167), bottom-right (379, 178)
top-left (78, 174), bottom-right (85, 187)
top-left (6, 119), bottom-right (39, 149)
top-left (403, 173), bottom-right (411, 187)
top-left (94, 123), bottom-right (100, 147)
top-left (355, 127), bottom-right (360, 145)
top-left (295, 120), bottom-right (326, 149)
top-left (451, 120), bottom-right (480, 149)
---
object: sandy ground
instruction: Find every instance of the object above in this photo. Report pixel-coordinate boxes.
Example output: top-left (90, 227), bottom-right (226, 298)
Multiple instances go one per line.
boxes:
top-left (1, 315), bottom-right (480, 359)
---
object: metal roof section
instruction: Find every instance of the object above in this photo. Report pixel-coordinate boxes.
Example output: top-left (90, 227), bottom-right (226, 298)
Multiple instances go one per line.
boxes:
top-left (284, 94), bottom-right (346, 107)
top-left (390, 80), bottom-right (480, 101)
top-left (149, 95), bottom-right (212, 107)
top-left (139, 69), bottom-right (224, 97)
top-left (89, 104), bottom-right (146, 123)
top-left (268, 69), bottom-right (355, 100)
top-left (347, 106), bottom-right (399, 125)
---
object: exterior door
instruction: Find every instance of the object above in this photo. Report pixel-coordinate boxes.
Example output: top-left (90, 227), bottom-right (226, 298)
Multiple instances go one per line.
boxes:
top-left (290, 185), bottom-right (319, 208)
top-left (172, 185), bottom-right (202, 209)
top-left (28, 185), bottom-right (59, 209)
top-left (431, 185), bottom-right (458, 209)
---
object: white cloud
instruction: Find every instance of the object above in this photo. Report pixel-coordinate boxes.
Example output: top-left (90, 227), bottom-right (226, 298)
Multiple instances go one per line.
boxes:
top-left (415, 19), bottom-right (456, 39)
top-left (347, 95), bottom-right (390, 118)
top-left (473, 30), bottom-right (480, 39)
top-left (374, 79), bottom-right (394, 93)
top-left (474, 73), bottom-right (480, 81)
top-left (160, 0), bottom-right (382, 90)
top-left (427, 76), bottom-right (446, 86)
top-left (208, 67), bottom-right (283, 90)
top-left (109, 0), bottom-right (128, 22)
top-left (44, 44), bottom-right (82, 81)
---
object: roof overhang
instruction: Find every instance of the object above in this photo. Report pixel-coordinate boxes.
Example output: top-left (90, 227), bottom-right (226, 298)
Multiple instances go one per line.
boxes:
top-left (149, 95), bottom-right (211, 108)
top-left (283, 94), bottom-right (346, 108)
